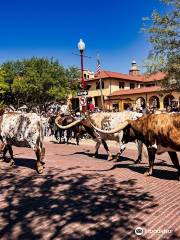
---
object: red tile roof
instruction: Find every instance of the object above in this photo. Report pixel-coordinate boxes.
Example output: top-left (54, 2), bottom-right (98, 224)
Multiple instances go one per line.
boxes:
top-left (86, 70), bottom-right (143, 82)
top-left (109, 86), bottom-right (162, 97)
top-left (86, 70), bottom-right (165, 83)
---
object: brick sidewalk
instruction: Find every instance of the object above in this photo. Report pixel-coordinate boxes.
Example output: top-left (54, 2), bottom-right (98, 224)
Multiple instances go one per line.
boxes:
top-left (0, 141), bottom-right (179, 240)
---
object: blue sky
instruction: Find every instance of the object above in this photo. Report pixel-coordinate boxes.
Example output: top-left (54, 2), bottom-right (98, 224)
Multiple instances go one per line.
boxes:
top-left (0, 0), bottom-right (167, 73)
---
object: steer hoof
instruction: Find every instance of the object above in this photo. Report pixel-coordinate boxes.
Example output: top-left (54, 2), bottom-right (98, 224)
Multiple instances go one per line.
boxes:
top-left (92, 154), bottom-right (98, 158)
top-left (36, 164), bottom-right (44, 174)
top-left (116, 153), bottom-right (121, 160)
top-left (111, 158), bottom-right (118, 163)
top-left (107, 156), bottom-right (114, 161)
top-left (135, 159), bottom-right (141, 164)
top-left (9, 159), bottom-right (15, 166)
top-left (144, 171), bottom-right (151, 177)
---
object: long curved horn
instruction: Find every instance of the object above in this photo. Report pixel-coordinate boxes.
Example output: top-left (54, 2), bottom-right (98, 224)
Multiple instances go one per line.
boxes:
top-left (91, 121), bottom-right (129, 134)
top-left (55, 116), bottom-right (83, 129)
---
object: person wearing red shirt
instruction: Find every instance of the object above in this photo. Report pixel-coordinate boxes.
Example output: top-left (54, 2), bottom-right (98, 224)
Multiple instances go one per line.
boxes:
top-left (88, 101), bottom-right (95, 112)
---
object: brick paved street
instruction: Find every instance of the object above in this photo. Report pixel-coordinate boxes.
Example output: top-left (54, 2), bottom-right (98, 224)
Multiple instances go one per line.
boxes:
top-left (0, 139), bottom-right (180, 240)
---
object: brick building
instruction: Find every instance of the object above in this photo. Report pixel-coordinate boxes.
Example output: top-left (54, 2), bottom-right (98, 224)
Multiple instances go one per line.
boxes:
top-left (70, 61), bottom-right (179, 111)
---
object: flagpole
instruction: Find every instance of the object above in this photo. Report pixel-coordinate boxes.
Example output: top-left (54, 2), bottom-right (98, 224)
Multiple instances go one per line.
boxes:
top-left (97, 54), bottom-right (104, 112)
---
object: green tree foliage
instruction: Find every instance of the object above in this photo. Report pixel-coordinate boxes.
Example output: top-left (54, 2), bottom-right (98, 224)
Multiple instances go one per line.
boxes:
top-left (0, 57), bottom-right (80, 109)
top-left (0, 68), bottom-right (9, 94)
top-left (0, 69), bottom-right (8, 108)
top-left (143, 0), bottom-right (180, 91)
top-left (65, 66), bottom-right (81, 95)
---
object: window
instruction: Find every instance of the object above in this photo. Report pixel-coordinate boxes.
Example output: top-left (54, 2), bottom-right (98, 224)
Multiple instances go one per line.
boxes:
top-left (112, 104), bottom-right (119, 112)
top-left (130, 83), bottom-right (135, 89)
top-left (84, 73), bottom-right (86, 79)
top-left (119, 81), bottom-right (125, 89)
top-left (96, 80), bottom-right (104, 89)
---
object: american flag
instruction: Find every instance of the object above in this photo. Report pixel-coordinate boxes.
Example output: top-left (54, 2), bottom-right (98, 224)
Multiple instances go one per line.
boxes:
top-left (97, 59), bottom-right (100, 74)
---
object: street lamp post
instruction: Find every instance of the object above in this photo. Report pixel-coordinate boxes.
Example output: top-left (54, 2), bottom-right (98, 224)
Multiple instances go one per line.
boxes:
top-left (78, 39), bottom-right (86, 113)
top-left (78, 39), bottom-right (85, 90)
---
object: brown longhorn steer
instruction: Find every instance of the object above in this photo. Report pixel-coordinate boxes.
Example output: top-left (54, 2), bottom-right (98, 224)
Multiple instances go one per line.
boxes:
top-left (92, 113), bottom-right (180, 180)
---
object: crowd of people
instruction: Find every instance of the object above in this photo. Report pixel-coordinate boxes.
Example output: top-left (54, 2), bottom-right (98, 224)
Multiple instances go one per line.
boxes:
top-left (113, 101), bottom-right (180, 114)
top-left (3, 99), bottom-right (179, 140)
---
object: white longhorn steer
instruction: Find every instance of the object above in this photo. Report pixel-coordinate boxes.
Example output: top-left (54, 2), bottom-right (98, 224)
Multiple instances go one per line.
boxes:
top-left (55, 111), bottom-right (143, 162)
top-left (0, 112), bottom-right (45, 173)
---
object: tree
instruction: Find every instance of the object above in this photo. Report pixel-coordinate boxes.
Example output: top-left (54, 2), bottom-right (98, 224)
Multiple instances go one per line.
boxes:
top-left (0, 58), bottom-right (80, 109)
top-left (143, 0), bottom-right (180, 91)
top-left (65, 66), bottom-right (81, 95)
top-left (0, 68), bottom-right (9, 107)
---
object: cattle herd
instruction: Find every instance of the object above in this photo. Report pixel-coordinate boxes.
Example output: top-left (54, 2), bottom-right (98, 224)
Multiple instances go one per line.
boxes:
top-left (0, 109), bottom-right (180, 180)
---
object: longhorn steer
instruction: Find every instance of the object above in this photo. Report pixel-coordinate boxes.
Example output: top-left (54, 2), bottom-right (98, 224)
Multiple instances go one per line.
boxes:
top-left (55, 115), bottom-right (81, 145)
top-left (55, 111), bottom-right (143, 162)
top-left (0, 112), bottom-right (45, 174)
top-left (92, 113), bottom-right (180, 180)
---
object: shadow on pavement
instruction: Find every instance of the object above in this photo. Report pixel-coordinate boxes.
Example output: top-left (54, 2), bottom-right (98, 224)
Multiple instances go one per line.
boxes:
top-left (2, 153), bottom-right (178, 181)
top-left (71, 151), bottom-right (108, 160)
top-left (112, 163), bottom-right (179, 181)
top-left (0, 167), bottom-right (158, 240)
top-left (71, 151), bottom-right (136, 163)
top-left (50, 140), bottom-right (77, 145)
top-left (81, 154), bottom-right (179, 181)
top-left (13, 157), bottom-right (36, 170)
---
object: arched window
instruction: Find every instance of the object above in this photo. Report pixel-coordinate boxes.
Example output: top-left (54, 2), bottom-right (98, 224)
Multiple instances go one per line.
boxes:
top-left (149, 96), bottom-right (160, 109)
top-left (163, 94), bottom-right (175, 108)
top-left (135, 97), bottom-right (146, 108)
